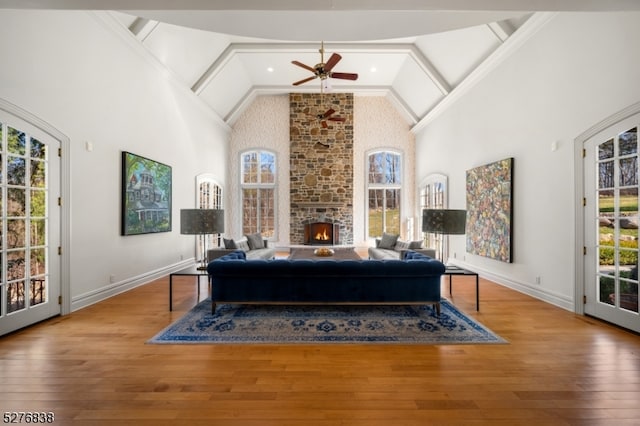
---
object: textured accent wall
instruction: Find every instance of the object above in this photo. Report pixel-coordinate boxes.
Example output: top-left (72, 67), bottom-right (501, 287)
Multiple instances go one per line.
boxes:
top-left (229, 95), bottom-right (290, 243)
top-left (289, 93), bottom-right (354, 244)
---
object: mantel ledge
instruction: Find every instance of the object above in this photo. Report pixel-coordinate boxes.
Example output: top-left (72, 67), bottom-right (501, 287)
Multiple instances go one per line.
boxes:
top-left (295, 202), bottom-right (344, 208)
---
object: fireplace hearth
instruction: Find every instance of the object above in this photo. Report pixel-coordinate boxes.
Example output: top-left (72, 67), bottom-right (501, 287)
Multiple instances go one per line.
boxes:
top-left (304, 221), bottom-right (339, 245)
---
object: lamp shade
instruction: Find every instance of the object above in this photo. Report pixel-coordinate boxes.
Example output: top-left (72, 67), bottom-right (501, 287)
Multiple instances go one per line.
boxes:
top-left (422, 209), bottom-right (466, 235)
top-left (180, 209), bottom-right (224, 235)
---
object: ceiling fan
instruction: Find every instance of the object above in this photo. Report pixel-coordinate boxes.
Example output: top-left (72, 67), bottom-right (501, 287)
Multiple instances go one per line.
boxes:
top-left (292, 41), bottom-right (358, 87)
top-left (314, 106), bottom-right (346, 128)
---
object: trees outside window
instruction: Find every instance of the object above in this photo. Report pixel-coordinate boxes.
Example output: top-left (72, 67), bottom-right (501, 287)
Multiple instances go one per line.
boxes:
top-left (241, 150), bottom-right (276, 238)
top-left (367, 150), bottom-right (401, 238)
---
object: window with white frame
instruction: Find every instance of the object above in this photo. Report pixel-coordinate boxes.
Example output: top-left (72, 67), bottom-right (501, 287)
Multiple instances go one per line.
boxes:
top-left (196, 174), bottom-right (223, 254)
top-left (420, 174), bottom-right (448, 254)
top-left (367, 150), bottom-right (402, 238)
top-left (240, 150), bottom-right (276, 238)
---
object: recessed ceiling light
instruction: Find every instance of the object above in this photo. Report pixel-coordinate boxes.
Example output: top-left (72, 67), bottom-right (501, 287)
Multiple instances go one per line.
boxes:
top-left (370, 67), bottom-right (377, 73)
top-left (267, 67), bottom-right (274, 73)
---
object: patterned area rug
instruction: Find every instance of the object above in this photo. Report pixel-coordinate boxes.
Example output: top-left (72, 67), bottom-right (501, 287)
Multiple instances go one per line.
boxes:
top-left (149, 299), bottom-right (507, 344)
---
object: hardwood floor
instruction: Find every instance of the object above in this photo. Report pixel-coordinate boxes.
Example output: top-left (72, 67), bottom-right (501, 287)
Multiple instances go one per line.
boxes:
top-left (1, 262), bottom-right (639, 425)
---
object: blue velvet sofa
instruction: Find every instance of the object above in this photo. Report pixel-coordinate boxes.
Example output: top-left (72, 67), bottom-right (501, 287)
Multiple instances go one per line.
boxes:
top-left (207, 250), bottom-right (445, 315)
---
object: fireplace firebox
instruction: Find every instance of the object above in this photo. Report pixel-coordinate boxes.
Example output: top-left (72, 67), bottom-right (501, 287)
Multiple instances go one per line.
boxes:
top-left (304, 221), bottom-right (339, 245)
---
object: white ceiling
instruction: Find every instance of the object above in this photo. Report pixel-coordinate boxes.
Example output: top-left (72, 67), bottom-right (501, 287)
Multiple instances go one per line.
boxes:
top-left (3, 0), bottom-right (639, 129)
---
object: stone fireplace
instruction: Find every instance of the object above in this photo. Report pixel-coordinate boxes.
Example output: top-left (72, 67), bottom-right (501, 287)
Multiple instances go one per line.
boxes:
top-left (289, 93), bottom-right (354, 245)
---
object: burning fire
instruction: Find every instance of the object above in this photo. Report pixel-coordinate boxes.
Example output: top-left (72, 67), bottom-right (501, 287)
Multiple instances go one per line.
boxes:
top-left (314, 228), bottom-right (330, 241)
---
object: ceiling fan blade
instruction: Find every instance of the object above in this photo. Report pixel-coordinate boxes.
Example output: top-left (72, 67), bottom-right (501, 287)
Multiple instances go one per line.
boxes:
top-left (321, 120), bottom-right (328, 129)
top-left (292, 60), bottom-right (316, 73)
top-left (322, 108), bottom-right (335, 119)
top-left (292, 76), bottom-right (317, 86)
top-left (324, 53), bottom-right (342, 72)
top-left (328, 116), bottom-right (346, 122)
top-left (330, 72), bottom-right (358, 81)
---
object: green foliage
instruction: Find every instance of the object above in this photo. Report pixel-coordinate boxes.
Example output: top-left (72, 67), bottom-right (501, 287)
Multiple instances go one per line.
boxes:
top-left (599, 240), bottom-right (638, 265)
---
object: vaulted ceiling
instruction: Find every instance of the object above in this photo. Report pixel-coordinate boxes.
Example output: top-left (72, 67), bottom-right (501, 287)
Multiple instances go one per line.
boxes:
top-left (4, 1), bottom-right (639, 130)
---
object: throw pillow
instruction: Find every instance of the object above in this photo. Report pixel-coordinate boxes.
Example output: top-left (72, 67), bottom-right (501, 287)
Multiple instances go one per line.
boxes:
top-left (223, 238), bottom-right (237, 249)
top-left (408, 240), bottom-right (424, 249)
top-left (236, 239), bottom-right (251, 252)
top-left (245, 233), bottom-right (265, 250)
top-left (394, 240), bottom-right (410, 252)
top-left (378, 232), bottom-right (399, 249)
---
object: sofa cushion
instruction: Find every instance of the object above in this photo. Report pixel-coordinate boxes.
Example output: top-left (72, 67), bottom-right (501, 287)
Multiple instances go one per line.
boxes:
top-left (394, 240), bottom-right (410, 251)
top-left (223, 238), bottom-right (237, 249)
top-left (379, 232), bottom-right (399, 249)
top-left (236, 238), bottom-right (251, 252)
top-left (246, 232), bottom-right (265, 250)
top-left (408, 240), bottom-right (424, 249)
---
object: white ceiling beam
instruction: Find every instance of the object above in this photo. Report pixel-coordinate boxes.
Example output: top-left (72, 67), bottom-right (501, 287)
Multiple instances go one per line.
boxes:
top-left (128, 16), bottom-right (158, 41)
top-left (487, 20), bottom-right (516, 42)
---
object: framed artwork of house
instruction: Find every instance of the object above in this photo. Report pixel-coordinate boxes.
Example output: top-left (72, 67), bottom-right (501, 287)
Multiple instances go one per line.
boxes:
top-left (121, 151), bottom-right (172, 236)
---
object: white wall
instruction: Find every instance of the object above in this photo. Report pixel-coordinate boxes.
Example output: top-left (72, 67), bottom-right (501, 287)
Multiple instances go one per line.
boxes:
top-left (0, 10), bottom-right (229, 310)
top-left (415, 12), bottom-right (640, 310)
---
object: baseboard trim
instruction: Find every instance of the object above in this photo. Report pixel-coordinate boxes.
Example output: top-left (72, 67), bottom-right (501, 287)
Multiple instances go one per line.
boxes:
top-left (448, 260), bottom-right (574, 312)
top-left (71, 259), bottom-right (195, 312)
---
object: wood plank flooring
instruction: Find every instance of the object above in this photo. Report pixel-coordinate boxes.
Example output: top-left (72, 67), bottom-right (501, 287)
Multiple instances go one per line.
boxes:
top-left (1, 256), bottom-right (639, 425)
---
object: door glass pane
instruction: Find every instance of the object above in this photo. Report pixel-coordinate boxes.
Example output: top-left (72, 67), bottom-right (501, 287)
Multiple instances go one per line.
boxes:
top-left (7, 188), bottom-right (26, 216)
top-left (7, 281), bottom-right (25, 313)
top-left (619, 127), bottom-right (637, 156)
top-left (7, 156), bottom-right (25, 186)
top-left (599, 275), bottom-right (615, 306)
top-left (8, 127), bottom-right (26, 155)
top-left (30, 277), bottom-right (46, 306)
top-left (599, 138), bottom-right (614, 159)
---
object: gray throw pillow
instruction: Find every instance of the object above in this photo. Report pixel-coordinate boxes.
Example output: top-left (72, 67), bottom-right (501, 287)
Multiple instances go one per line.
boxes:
top-left (223, 238), bottom-right (237, 249)
top-left (245, 233), bottom-right (265, 250)
top-left (378, 232), bottom-right (399, 249)
top-left (394, 240), bottom-right (410, 252)
top-left (408, 240), bottom-right (424, 249)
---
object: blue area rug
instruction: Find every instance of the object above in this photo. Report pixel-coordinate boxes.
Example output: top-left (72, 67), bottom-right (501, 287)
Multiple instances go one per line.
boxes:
top-left (149, 299), bottom-right (507, 344)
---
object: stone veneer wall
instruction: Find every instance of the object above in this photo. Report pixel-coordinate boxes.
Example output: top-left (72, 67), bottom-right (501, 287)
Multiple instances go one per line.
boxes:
top-left (289, 93), bottom-right (354, 245)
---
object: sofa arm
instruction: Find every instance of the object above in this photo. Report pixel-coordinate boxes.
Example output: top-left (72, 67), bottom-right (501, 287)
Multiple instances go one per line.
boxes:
top-left (400, 248), bottom-right (436, 259)
top-left (207, 248), bottom-right (236, 262)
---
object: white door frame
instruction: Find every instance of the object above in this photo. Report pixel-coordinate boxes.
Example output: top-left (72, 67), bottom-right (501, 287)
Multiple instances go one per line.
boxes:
top-left (574, 101), bottom-right (640, 315)
top-left (0, 99), bottom-right (71, 316)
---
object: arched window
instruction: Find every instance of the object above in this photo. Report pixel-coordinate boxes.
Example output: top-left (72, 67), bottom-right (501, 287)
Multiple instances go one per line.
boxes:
top-left (240, 150), bottom-right (276, 238)
top-left (196, 174), bottom-right (223, 254)
top-left (367, 150), bottom-right (402, 239)
top-left (420, 174), bottom-right (448, 255)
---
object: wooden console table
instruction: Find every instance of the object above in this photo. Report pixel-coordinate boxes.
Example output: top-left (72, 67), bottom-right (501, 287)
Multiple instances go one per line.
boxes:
top-left (443, 265), bottom-right (480, 311)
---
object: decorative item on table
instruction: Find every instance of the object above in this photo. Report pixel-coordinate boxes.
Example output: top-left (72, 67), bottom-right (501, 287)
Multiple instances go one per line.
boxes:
top-left (314, 247), bottom-right (335, 257)
top-left (422, 209), bottom-right (467, 262)
top-left (180, 209), bottom-right (224, 270)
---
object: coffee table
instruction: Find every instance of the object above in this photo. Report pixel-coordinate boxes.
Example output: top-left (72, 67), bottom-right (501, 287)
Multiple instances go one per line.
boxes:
top-left (288, 247), bottom-right (362, 260)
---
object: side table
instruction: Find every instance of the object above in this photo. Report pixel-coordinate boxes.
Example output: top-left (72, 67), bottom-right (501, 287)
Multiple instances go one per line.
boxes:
top-left (443, 265), bottom-right (480, 311)
top-left (169, 266), bottom-right (210, 311)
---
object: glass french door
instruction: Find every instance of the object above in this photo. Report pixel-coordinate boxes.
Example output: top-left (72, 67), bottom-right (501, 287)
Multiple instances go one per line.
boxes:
top-left (584, 114), bottom-right (639, 333)
top-left (0, 115), bottom-right (60, 336)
